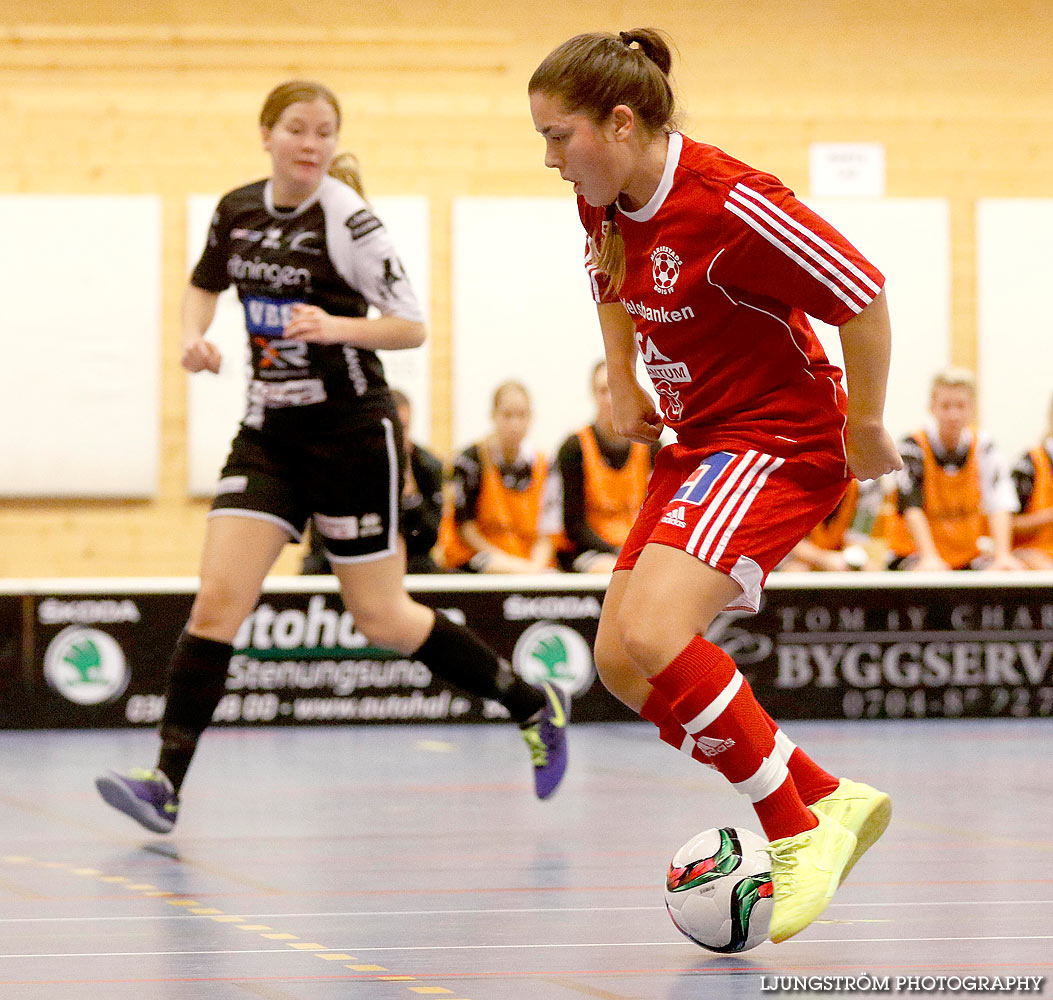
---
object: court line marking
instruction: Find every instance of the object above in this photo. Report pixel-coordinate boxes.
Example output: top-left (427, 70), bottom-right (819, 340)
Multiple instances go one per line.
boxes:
top-left (0, 854), bottom-right (473, 998)
top-left (7, 857), bottom-right (1053, 989)
top-left (3, 934), bottom-right (1053, 960)
top-left (539, 977), bottom-right (638, 1000)
top-left (1, 898), bottom-right (1051, 925)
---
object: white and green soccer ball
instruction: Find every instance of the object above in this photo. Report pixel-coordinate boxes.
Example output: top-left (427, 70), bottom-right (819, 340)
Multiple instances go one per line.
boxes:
top-left (664, 826), bottom-right (773, 953)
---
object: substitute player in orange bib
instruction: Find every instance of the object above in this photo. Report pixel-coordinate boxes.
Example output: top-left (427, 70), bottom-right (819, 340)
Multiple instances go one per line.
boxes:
top-left (548, 360), bottom-right (656, 574)
top-left (529, 28), bottom-right (903, 943)
top-left (1011, 393), bottom-right (1053, 569)
top-left (884, 369), bottom-right (1021, 572)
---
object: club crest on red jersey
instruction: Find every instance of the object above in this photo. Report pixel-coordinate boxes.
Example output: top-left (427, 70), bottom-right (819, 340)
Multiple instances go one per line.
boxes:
top-left (651, 245), bottom-right (682, 294)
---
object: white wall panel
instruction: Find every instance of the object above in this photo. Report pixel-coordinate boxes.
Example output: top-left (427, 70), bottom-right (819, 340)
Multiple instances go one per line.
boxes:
top-left (0, 196), bottom-right (161, 497)
top-left (806, 198), bottom-right (951, 442)
top-left (977, 199), bottom-right (1053, 465)
top-left (452, 197), bottom-right (605, 457)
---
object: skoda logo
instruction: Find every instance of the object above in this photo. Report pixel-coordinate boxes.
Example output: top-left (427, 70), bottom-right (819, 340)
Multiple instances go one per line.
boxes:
top-left (43, 626), bottom-right (130, 705)
top-left (512, 621), bottom-right (595, 696)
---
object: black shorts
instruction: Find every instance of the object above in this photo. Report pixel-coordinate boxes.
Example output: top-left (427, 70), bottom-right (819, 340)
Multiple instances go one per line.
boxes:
top-left (209, 418), bottom-right (405, 563)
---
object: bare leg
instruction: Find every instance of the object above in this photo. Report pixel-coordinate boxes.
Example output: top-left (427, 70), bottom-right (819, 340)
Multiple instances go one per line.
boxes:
top-left (187, 515), bottom-right (291, 641)
top-left (330, 542), bottom-right (434, 654)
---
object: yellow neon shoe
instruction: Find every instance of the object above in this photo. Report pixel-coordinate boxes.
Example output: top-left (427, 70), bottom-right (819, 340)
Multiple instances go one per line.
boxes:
top-left (768, 808), bottom-right (856, 944)
top-left (811, 779), bottom-right (892, 884)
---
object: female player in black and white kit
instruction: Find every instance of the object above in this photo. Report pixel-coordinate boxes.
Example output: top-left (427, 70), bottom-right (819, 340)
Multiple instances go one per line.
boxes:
top-left (96, 81), bottom-right (569, 832)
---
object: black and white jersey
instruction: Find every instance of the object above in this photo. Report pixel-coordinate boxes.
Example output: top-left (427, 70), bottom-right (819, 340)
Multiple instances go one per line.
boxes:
top-left (192, 175), bottom-right (424, 437)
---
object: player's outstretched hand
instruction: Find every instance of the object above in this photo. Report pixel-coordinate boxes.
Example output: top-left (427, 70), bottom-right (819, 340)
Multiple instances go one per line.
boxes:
top-left (846, 420), bottom-right (903, 482)
top-left (181, 338), bottom-right (221, 374)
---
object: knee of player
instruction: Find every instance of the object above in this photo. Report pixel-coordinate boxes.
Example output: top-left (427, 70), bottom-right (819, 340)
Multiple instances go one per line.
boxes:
top-left (187, 584), bottom-right (248, 637)
top-left (593, 637), bottom-right (622, 686)
top-left (345, 594), bottom-right (413, 648)
top-left (594, 644), bottom-right (640, 696)
top-left (617, 612), bottom-right (667, 673)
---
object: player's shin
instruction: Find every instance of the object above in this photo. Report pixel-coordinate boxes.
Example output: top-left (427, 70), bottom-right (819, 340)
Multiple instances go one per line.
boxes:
top-left (157, 630), bottom-right (234, 792)
top-left (648, 636), bottom-right (816, 841)
top-left (411, 611), bottom-right (545, 722)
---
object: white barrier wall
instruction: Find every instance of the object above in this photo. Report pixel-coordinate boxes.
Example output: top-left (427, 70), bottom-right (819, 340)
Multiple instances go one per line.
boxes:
top-left (185, 194), bottom-right (431, 497)
top-left (977, 199), bottom-right (1053, 465)
top-left (0, 196), bottom-right (161, 497)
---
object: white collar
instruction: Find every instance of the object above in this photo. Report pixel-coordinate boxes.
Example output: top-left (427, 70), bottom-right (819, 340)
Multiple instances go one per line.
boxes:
top-left (617, 131), bottom-right (683, 223)
top-left (263, 177), bottom-right (324, 218)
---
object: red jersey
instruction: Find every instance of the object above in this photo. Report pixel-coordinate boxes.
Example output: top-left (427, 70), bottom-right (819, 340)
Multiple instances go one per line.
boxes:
top-left (579, 133), bottom-right (885, 474)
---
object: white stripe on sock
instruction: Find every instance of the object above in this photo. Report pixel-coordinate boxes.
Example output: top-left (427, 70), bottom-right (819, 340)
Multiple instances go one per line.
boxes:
top-left (680, 670), bottom-right (744, 734)
top-left (773, 728), bottom-right (797, 764)
top-left (732, 753), bottom-right (790, 803)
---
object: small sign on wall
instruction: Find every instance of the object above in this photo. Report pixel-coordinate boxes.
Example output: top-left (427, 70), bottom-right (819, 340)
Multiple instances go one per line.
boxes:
top-left (809, 142), bottom-right (886, 197)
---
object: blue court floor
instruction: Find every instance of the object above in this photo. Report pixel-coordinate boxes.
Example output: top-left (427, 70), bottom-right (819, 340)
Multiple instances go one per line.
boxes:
top-left (1, 719), bottom-right (1051, 999)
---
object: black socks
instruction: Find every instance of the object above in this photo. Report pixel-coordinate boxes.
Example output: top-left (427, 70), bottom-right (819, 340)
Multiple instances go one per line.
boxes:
top-left (413, 612), bottom-right (545, 723)
top-left (155, 614), bottom-right (544, 792)
top-left (157, 630), bottom-right (233, 793)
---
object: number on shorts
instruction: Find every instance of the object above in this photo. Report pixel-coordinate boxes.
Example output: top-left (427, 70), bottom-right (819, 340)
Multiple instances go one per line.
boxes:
top-left (673, 451), bottom-right (736, 506)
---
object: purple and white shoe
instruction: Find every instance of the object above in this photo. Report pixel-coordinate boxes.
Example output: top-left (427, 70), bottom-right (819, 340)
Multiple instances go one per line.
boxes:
top-left (96, 768), bottom-right (179, 833)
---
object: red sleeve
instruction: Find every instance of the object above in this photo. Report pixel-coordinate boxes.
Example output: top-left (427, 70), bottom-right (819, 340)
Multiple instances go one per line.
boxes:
top-left (576, 197), bottom-right (619, 305)
top-left (710, 171), bottom-right (885, 326)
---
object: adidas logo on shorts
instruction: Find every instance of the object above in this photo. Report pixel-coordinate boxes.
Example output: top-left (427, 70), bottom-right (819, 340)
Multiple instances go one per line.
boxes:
top-left (660, 505), bottom-right (687, 529)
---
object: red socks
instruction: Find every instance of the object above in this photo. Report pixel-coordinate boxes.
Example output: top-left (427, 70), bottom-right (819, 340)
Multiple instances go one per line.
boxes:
top-left (755, 705), bottom-right (840, 805)
top-left (645, 636), bottom-right (818, 841)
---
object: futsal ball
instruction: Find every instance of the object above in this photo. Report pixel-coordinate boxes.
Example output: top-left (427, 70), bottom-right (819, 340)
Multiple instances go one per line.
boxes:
top-left (664, 826), bottom-right (773, 953)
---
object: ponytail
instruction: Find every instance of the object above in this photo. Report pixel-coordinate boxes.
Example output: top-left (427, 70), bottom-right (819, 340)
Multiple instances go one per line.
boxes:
top-left (328, 151), bottom-right (367, 200)
top-left (617, 28), bottom-right (673, 75)
top-left (528, 27), bottom-right (678, 134)
top-left (593, 205), bottom-right (627, 296)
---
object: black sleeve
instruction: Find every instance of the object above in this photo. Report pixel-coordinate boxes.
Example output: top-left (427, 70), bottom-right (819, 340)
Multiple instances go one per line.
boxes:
top-left (558, 435), bottom-right (618, 555)
top-left (895, 436), bottom-right (926, 513)
top-left (190, 196), bottom-right (232, 293)
top-left (450, 445), bottom-right (481, 523)
top-left (402, 445), bottom-right (444, 554)
top-left (1011, 452), bottom-right (1036, 512)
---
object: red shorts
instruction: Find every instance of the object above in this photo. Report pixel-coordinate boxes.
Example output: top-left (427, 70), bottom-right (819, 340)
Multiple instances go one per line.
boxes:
top-left (614, 443), bottom-right (850, 612)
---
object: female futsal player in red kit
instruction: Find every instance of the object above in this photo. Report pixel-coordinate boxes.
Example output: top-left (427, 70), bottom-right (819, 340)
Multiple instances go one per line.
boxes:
top-left (529, 28), bottom-right (902, 943)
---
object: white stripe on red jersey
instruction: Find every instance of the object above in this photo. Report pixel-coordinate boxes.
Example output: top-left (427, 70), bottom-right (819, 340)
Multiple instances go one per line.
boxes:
top-left (732, 184), bottom-right (881, 297)
top-left (725, 184), bottom-right (877, 314)
top-left (583, 239), bottom-right (604, 302)
top-left (710, 454), bottom-right (784, 563)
